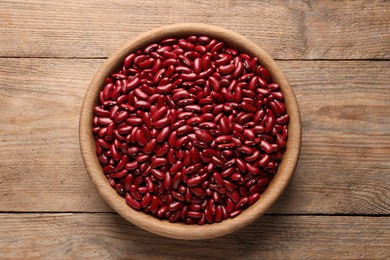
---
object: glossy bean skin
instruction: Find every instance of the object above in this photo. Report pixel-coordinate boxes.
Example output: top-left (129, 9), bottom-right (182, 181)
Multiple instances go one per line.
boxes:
top-left (93, 35), bottom-right (289, 225)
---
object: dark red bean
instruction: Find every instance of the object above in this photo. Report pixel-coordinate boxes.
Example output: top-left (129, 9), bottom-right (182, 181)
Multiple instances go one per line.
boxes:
top-left (183, 150), bottom-right (192, 167)
top-left (195, 129), bottom-right (213, 143)
top-left (219, 117), bottom-right (232, 135)
top-left (220, 167), bottom-right (235, 178)
top-left (199, 122), bottom-right (217, 129)
top-left (126, 77), bottom-right (140, 91)
top-left (189, 187), bottom-right (203, 197)
top-left (125, 161), bottom-right (138, 171)
top-left (154, 127), bottom-right (169, 143)
top-left (151, 158), bottom-right (168, 168)
top-left (135, 129), bottom-right (147, 146)
top-left (187, 176), bottom-right (203, 187)
top-left (175, 136), bottom-right (189, 149)
top-left (178, 40), bottom-right (195, 51)
top-left (208, 76), bottom-right (220, 92)
top-left (143, 139), bottom-right (157, 154)
top-left (184, 163), bottom-right (203, 175)
top-left (140, 192), bottom-right (152, 208)
top-left (276, 114), bottom-right (289, 125)
top-left (187, 211), bottom-right (202, 219)
top-left (187, 116), bottom-right (202, 126)
top-left (211, 156), bottom-right (225, 168)
top-left (164, 172), bottom-right (172, 190)
top-left (125, 193), bottom-right (141, 210)
top-left (229, 210), bottom-right (242, 218)
top-left (150, 196), bottom-right (159, 213)
top-left (172, 171), bottom-right (183, 190)
top-left (237, 146), bottom-right (254, 155)
top-left (153, 117), bottom-right (170, 129)
top-left (244, 150), bottom-right (261, 162)
top-left (170, 119), bottom-right (186, 131)
top-left (176, 125), bottom-right (193, 136)
top-left (189, 148), bottom-right (200, 164)
top-left (172, 89), bottom-right (190, 101)
top-left (169, 201), bottom-right (183, 212)
top-left (246, 163), bottom-right (260, 175)
top-left (169, 161), bottom-right (183, 175)
top-left (155, 83), bottom-right (174, 94)
top-left (248, 193), bottom-right (260, 205)
top-left (151, 106), bottom-right (168, 122)
top-left (214, 205), bottom-right (223, 223)
top-left (156, 205), bottom-right (169, 217)
top-left (276, 133), bottom-right (286, 148)
top-left (260, 140), bottom-right (273, 154)
top-left (219, 63), bottom-right (235, 75)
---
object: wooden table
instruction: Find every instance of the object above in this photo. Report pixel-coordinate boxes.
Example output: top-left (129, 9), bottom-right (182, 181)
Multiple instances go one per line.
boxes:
top-left (1, 0), bottom-right (389, 258)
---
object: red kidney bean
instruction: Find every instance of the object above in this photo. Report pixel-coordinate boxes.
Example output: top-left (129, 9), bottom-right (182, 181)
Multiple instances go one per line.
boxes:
top-left (260, 140), bottom-right (273, 154)
top-left (187, 211), bottom-right (202, 219)
top-left (221, 167), bottom-right (235, 178)
top-left (175, 125), bottom-right (192, 136)
top-left (276, 133), bottom-right (286, 148)
top-left (187, 116), bottom-right (202, 126)
top-left (172, 171), bottom-right (183, 190)
top-left (143, 139), bottom-right (157, 154)
top-left (170, 119), bottom-right (186, 131)
top-left (246, 163), bottom-right (260, 175)
top-left (140, 192), bottom-right (152, 208)
top-left (244, 150), bottom-right (261, 163)
top-left (153, 116), bottom-right (170, 129)
top-left (218, 117), bottom-right (231, 135)
top-left (248, 193), bottom-right (260, 205)
top-left (183, 150), bottom-right (191, 167)
top-left (195, 129), bottom-right (213, 143)
top-left (187, 176), bottom-right (203, 187)
top-left (190, 187), bottom-right (203, 197)
top-left (210, 156), bottom-right (225, 168)
top-left (125, 193), bottom-right (141, 210)
top-left (184, 163), bottom-right (203, 175)
top-left (276, 114), bottom-right (289, 125)
top-left (150, 196), bottom-right (159, 213)
top-left (271, 91), bottom-right (284, 101)
top-left (172, 89), bottom-right (190, 101)
top-left (175, 136), bottom-right (189, 149)
top-left (125, 161), bottom-right (138, 171)
top-left (164, 172), bottom-right (172, 190)
top-left (236, 146), bottom-right (254, 155)
top-left (154, 127), bottom-right (169, 143)
top-left (151, 158), bottom-right (168, 168)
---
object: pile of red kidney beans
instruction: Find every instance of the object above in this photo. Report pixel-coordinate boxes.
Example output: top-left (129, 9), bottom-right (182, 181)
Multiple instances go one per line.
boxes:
top-left (92, 35), bottom-right (289, 225)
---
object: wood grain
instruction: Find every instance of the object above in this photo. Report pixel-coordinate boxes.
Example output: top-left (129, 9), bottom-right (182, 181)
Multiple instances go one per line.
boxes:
top-left (0, 213), bottom-right (388, 259)
top-left (0, 58), bottom-right (389, 214)
top-left (0, 0), bottom-right (389, 59)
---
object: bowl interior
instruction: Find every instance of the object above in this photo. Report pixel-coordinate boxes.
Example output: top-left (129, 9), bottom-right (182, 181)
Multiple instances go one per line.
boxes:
top-left (80, 23), bottom-right (301, 240)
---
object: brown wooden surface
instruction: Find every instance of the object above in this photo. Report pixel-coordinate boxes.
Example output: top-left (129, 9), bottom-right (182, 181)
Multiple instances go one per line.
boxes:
top-left (0, 0), bottom-right (389, 258)
top-left (0, 214), bottom-right (388, 259)
top-left (0, 0), bottom-right (389, 59)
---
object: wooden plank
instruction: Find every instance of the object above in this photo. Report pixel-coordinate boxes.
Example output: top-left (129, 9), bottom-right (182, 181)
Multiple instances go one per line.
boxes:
top-left (0, 0), bottom-right (389, 59)
top-left (0, 214), bottom-right (388, 259)
top-left (0, 59), bottom-right (389, 214)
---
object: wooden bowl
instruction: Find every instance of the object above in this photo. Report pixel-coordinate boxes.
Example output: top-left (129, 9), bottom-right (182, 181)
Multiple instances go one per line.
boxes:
top-left (79, 23), bottom-right (301, 240)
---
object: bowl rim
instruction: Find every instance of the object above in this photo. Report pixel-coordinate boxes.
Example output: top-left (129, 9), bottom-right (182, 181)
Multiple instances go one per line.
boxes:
top-left (79, 23), bottom-right (301, 240)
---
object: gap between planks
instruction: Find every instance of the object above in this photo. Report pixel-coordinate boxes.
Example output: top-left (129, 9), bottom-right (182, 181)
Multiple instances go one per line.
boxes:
top-left (1, 56), bottom-right (390, 61)
top-left (0, 212), bottom-right (388, 217)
